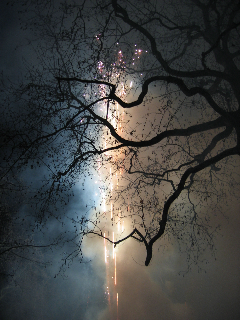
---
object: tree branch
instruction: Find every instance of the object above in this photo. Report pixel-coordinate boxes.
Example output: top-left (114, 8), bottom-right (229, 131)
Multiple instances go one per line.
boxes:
top-left (145, 145), bottom-right (239, 265)
top-left (111, 0), bottom-right (233, 82)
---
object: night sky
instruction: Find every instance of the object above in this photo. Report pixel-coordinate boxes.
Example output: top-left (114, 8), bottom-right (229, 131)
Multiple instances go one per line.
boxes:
top-left (0, 1), bottom-right (240, 320)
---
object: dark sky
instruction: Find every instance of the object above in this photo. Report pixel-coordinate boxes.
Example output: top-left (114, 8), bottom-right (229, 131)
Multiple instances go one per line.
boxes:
top-left (0, 1), bottom-right (240, 319)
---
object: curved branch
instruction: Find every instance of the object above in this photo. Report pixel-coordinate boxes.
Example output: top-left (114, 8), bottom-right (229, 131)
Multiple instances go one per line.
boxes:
top-left (83, 106), bottom-right (227, 148)
top-left (111, 0), bottom-right (232, 82)
top-left (110, 75), bottom-right (234, 120)
top-left (195, 124), bottom-right (233, 162)
top-left (63, 75), bottom-right (235, 121)
top-left (145, 145), bottom-right (239, 265)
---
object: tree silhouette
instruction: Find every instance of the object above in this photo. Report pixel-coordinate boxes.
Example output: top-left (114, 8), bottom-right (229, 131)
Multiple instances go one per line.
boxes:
top-left (1, 0), bottom-right (240, 267)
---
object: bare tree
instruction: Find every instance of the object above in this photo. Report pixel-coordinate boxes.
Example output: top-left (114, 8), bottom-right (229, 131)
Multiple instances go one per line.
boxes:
top-left (1, 0), bottom-right (240, 267)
